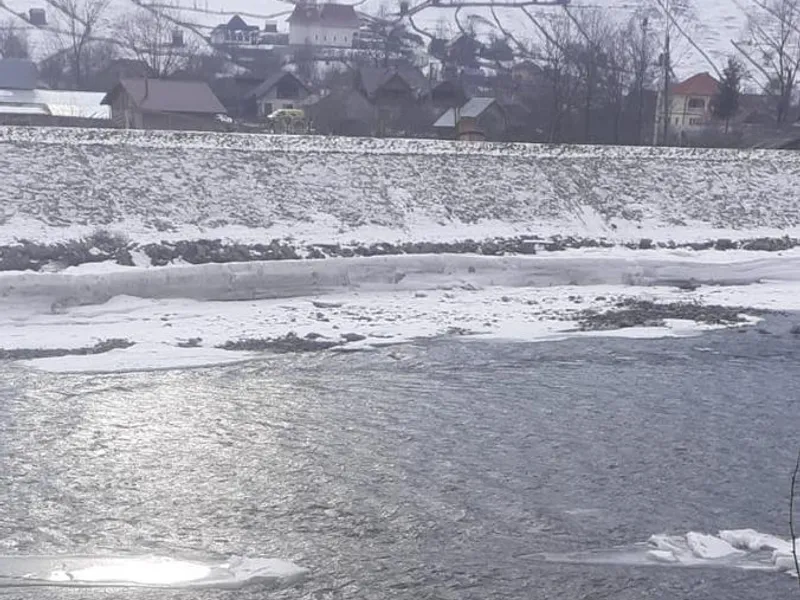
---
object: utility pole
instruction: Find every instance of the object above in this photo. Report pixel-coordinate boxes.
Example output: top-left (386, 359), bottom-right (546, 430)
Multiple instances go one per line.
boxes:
top-left (660, 0), bottom-right (671, 145)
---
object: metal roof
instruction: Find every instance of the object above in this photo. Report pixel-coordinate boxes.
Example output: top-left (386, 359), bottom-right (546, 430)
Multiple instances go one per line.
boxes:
top-left (459, 97), bottom-right (496, 118)
top-left (432, 97), bottom-right (497, 128)
top-left (432, 108), bottom-right (455, 128)
top-left (103, 79), bottom-right (226, 115)
top-left (0, 88), bottom-right (110, 118)
top-left (0, 59), bottom-right (38, 91)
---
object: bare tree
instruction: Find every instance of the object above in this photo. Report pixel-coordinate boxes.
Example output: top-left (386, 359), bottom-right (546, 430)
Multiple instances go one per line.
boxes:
top-left (624, 12), bottom-right (659, 144)
top-left (739, 0), bottom-right (800, 125)
top-left (526, 10), bottom-right (579, 142)
top-left (50, 0), bottom-right (111, 88)
top-left (116, 4), bottom-right (196, 78)
top-left (0, 21), bottom-right (30, 59)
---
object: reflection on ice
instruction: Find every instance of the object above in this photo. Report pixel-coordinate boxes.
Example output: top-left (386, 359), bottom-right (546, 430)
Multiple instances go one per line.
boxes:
top-left (0, 555), bottom-right (308, 589)
top-left (55, 558), bottom-right (211, 585)
top-left (537, 529), bottom-right (799, 577)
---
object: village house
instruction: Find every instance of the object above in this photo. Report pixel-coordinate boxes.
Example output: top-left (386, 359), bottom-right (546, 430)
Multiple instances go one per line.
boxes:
top-left (288, 1), bottom-right (359, 48)
top-left (433, 97), bottom-right (506, 141)
top-left (654, 72), bottom-right (719, 142)
top-left (210, 15), bottom-right (261, 46)
top-left (101, 78), bottom-right (226, 130)
top-left (355, 65), bottom-right (431, 134)
top-left (246, 70), bottom-right (314, 118)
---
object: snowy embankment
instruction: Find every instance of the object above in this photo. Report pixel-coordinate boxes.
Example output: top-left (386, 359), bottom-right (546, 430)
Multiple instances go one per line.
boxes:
top-left (3, 127), bottom-right (800, 371)
top-left (2, 127), bottom-right (800, 249)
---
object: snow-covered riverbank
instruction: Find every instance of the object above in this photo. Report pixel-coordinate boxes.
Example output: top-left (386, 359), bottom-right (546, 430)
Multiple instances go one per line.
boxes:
top-left (1, 250), bottom-right (798, 373)
top-left (4, 128), bottom-right (800, 372)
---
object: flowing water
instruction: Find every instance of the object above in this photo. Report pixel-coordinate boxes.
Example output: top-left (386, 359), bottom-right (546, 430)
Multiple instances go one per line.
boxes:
top-left (1, 316), bottom-right (799, 599)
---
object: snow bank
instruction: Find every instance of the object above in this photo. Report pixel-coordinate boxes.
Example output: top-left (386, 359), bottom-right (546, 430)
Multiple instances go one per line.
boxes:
top-left (2, 127), bottom-right (800, 246)
top-left (0, 554), bottom-right (307, 589)
top-left (2, 252), bottom-right (800, 307)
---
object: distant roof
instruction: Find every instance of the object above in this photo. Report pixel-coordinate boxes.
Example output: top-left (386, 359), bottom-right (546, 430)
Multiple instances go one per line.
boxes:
top-left (101, 79), bottom-right (226, 114)
top-left (0, 59), bottom-right (38, 91)
top-left (288, 3), bottom-right (359, 27)
top-left (214, 14), bottom-right (260, 32)
top-left (247, 71), bottom-right (310, 99)
top-left (432, 97), bottom-right (498, 128)
top-left (0, 88), bottom-right (110, 118)
top-left (433, 107), bottom-right (456, 128)
top-left (672, 72), bottom-right (720, 96)
top-left (459, 96), bottom-right (496, 118)
top-left (358, 65), bottom-right (429, 98)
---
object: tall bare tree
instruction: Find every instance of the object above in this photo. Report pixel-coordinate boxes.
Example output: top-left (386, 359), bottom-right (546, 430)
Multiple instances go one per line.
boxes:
top-left (0, 21), bottom-right (30, 59)
top-left (116, 4), bottom-right (196, 78)
top-left (625, 12), bottom-right (658, 144)
top-left (739, 0), bottom-right (800, 124)
top-left (51, 0), bottom-right (110, 88)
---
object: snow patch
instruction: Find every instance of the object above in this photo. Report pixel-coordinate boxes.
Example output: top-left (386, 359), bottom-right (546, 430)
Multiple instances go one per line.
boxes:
top-left (0, 554), bottom-right (307, 589)
top-left (21, 343), bottom-right (260, 374)
top-left (539, 529), bottom-right (799, 577)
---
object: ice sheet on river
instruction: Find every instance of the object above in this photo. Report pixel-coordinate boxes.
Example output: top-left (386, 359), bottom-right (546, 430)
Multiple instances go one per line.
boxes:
top-left (538, 529), bottom-right (799, 576)
top-left (0, 554), bottom-right (308, 589)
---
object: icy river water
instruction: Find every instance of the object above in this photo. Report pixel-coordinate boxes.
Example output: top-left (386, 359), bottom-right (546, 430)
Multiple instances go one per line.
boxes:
top-left (1, 316), bottom-right (799, 600)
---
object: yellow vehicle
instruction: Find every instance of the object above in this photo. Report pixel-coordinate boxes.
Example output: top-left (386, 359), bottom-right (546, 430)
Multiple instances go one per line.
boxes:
top-left (267, 108), bottom-right (307, 134)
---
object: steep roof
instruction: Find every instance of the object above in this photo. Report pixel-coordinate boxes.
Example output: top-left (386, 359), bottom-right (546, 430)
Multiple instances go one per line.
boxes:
top-left (0, 59), bottom-right (38, 91)
top-left (433, 97), bottom-right (499, 128)
top-left (101, 79), bottom-right (226, 114)
top-left (288, 3), bottom-right (358, 27)
top-left (246, 71), bottom-right (310, 99)
top-left (358, 65), bottom-right (429, 98)
top-left (672, 72), bottom-right (720, 96)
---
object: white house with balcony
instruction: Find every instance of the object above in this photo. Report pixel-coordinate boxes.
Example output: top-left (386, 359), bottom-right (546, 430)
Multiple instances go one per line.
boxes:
top-left (654, 72), bottom-right (720, 143)
top-left (287, 2), bottom-right (359, 48)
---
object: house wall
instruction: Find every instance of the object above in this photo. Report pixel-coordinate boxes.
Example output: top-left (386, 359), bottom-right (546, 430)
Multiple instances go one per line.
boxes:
top-left (654, 91), bottom-right (714, 143)
top-left (289, 23), bottom-right (356, 47)
top-left (256, 79), bottom-right (312, 117)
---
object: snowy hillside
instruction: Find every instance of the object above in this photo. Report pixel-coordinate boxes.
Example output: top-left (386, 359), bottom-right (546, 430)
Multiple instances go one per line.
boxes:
top-left (3, 0), bottom-right (747, 78)
top-left (1, 126), bottom-right (799, 246)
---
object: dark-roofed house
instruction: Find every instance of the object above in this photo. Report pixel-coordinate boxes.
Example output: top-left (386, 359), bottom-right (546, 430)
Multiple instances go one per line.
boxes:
top-left (101, 78), bottom-right (227, 130)
top-left (246, 70), bottom-right (313, 118)
top-left (288, 2), bottom-right (359, 47)
top-left (0, 59), bottom-right (38, 91)
top-left (433, 97), bottom-right (506, 141)
top-left (210, 15), bottom-right (261, 46)
top-left (355, 65), bottom-right (432, 135)
top-left (307, 89), bottom-right (377, 136)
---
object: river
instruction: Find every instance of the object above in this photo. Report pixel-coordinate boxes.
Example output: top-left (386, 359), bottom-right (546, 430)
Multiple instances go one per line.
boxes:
top-left (0, 316), bottom-right (798, 599)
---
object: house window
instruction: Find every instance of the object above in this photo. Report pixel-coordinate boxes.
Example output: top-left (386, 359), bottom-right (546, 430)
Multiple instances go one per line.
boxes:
top-left (687, 98), bottom-right (705, 109)
top-left (689, 117), bottom-right (704, 125)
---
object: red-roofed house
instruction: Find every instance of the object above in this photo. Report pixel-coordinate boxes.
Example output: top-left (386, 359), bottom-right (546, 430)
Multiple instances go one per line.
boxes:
top-left (288, 2), bottom-right (359, 48)
top-left (655, 72), bottom-right (720, 141)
